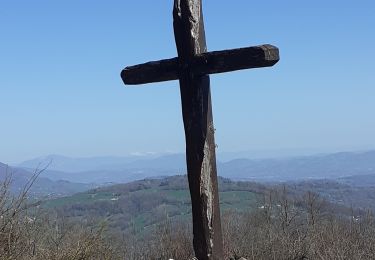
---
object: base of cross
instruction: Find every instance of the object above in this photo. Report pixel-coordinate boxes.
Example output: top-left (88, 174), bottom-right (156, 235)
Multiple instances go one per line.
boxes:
top-left (188, 257), bottom-right (248, 260)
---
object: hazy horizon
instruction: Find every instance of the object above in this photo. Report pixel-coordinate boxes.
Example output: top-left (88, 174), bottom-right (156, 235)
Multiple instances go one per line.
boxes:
top-left (5, 146), bottom-right (375, 166)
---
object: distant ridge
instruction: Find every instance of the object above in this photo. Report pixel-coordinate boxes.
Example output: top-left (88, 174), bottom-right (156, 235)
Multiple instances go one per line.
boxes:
top-left (221, 150), bottom-right (375, 181)
top-left (14, 150), bottom-right (375, 185)
top-left (17, 153), bottom-right (163, 172)
top-left (0, 161), bottom-right (92, 198)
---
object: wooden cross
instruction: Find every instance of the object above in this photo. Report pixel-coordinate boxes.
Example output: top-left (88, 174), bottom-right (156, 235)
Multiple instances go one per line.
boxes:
top-left (120, 1), bottom-right (279, 259)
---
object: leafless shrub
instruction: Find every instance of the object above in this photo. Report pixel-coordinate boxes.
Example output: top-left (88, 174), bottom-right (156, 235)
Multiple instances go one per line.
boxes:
top-left (219, 187), bottom-right (375, 260)
top-left (124, 218), bottom-right (193, 260)
top-left (0, 166), bottom-right (43, 259)
top-left (0, 167), bottom-right (116, 260)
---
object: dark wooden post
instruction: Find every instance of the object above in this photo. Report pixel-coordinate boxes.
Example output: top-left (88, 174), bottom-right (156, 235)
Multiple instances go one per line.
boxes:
top-left (120, 1), bottom-right (279, 258)
top-left (173, 0), bottom-right (223, 259)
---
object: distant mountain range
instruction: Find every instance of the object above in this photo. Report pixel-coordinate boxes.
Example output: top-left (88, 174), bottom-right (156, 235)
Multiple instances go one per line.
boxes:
top-left (220, 150), bottom-right (375, 181)
top-left (13, 150), bottom-right (375, 185)
top-left (17, 153), bottom-right (186, 184)
top-left (17, 154), bottom-right (163, 172)
top-left (0, 162), bottom-right (93, 198)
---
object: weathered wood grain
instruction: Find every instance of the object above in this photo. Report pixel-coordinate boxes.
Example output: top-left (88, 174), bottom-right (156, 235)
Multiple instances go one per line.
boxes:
top-left (173, 0), bottom-right (224, 259)
top-left (192, 44), bottom-right (279, 75)
top-left (121, 57), bottom-right (178, 85)
top-left (121, 45), bottom-right (279, 85)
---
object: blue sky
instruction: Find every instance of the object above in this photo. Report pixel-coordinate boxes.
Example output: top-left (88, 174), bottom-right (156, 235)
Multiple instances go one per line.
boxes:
top-left (1, 0), bottom-right (374, 163)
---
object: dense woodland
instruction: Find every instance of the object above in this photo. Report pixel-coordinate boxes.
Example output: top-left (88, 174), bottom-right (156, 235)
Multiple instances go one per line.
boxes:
top-left (2, 173), bottom-right (375, 259)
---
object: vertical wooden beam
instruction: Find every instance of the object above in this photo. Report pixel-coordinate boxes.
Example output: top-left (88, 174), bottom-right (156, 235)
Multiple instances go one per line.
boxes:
top-left (173, 0), bottom-right (224, 259)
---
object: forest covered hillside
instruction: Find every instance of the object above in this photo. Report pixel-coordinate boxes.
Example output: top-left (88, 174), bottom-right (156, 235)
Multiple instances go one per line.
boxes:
top-left (42, 174), bottom-right (375, 235)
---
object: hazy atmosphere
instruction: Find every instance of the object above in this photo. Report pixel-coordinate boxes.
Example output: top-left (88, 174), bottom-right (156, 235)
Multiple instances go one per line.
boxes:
top-left (1, 1), bottom-right (375, 163)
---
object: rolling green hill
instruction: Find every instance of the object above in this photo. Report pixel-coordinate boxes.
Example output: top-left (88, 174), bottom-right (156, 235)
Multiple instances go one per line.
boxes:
top-left (42, 173), bottom-right (375, 238)
top-left (43, 176), bottom-right (265, 233)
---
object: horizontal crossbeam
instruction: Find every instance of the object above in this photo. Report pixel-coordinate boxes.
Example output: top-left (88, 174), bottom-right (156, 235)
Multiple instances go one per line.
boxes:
top-left (121, 44), bottom-right (279, 85)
